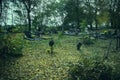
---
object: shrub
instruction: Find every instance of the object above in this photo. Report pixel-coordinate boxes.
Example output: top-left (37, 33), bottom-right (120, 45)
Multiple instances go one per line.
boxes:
top-left (8, 36), bottom-right (23, 56)
top-left (58, 31), bottom-right (63, 38)
top-left (69, 56), bottom-right (114, 80)
top-left (82, 35), bottom-right (94, 45)
top-left (0, 33), bottom-right (23, 57)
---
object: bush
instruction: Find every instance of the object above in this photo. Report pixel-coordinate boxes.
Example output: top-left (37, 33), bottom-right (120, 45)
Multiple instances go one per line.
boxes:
top-left (69, 56), bottom-right (114, 80)
top-left (58, 31), bottom-right (63, 38)
top-left (83, 35), bottom-right (94, 45)
top-left (0, 33), bottom-right (23, 57)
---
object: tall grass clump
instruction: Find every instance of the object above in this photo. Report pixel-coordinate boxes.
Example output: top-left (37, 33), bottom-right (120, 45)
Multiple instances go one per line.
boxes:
top-left (58, 31), bottom-right (63, 39)
top-left (68, 54), bottom-right (117, 80)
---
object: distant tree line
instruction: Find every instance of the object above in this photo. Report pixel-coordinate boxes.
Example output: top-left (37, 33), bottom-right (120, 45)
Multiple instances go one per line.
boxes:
top-left (0, 0), bottom-right (120, 49)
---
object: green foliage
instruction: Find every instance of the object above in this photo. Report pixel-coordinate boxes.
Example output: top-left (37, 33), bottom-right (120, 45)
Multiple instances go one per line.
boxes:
top-left (58, 31), bottom-right (63, 38)
top-left (69, 57), bottom-right (114, 80)
top-left (6, 26), bottom-right (25, 33)
top-left (45, 27), bottom-right (58, 34)
top-left (101, 29), bottom-right (112, 38)
top-left (97, 11), bottom-right (109, 25)
top-left (63, 0), bottom-right (84, 29)
top-left (80, 20), bottom-right (87, 32)
top-left (12, 26), bottom-right (24, 33)
top-left (0, 33), bottom-right (23, 57)
top-left (8, 35), bottom-right (23, 55)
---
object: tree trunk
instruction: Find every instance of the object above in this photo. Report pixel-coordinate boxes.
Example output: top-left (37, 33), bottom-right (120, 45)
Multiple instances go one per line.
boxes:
top-left (116, 37), bottom-right (119, 50)
top-left (0, 0), bottom-right (2, 17)
top-left (119, 38), bottom-right (120, 49)
top-left (118, 29), bottom-right (120, 49)
top-left (61, 25), bottom-right (64, 33)
top-left (95, 9), bottom-right (98, 29)
top-left (94, 0), bottom-right (98, 29)
top-left (0, 0), bottom-right (2, 30)
top-left (90, 23), bottom-right (93, 30)
top-left (115, 27), bottom-right (120, 50)
top-left (27, 9), bottom-right (31, 37)
top-left (76, 0), bottom-right (80, 34)
top-left (87, 0), bottom-right (93, 30)
top-left (95, 18), bottom-right (98, 29)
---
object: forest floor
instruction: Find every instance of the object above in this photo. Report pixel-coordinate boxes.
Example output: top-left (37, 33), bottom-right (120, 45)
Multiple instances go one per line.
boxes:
top-left (0, 33), bottom-right (119, 80)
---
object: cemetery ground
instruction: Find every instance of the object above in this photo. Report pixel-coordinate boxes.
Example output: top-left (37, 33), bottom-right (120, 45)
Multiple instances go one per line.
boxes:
top-left (0, 33), bottom-right (120, 80)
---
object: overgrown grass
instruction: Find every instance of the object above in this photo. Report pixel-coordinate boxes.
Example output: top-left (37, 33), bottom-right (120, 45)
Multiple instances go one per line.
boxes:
top-left (0, 33), bottom-right (119, 80)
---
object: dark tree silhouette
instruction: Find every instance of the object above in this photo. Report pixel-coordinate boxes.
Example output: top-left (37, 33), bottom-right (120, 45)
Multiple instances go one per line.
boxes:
top-left (19, 0), bottom-right (39, 38)
top-left (0, 0), bottom-right (2, 17)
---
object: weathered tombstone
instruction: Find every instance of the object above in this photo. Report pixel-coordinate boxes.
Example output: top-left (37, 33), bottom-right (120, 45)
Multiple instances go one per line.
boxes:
top-left (49, 39), bottom-right (54, 54)
top-left (24, 31), bottom-right (31, 38)
top-left (77, 42), bottom-right (82, 50)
